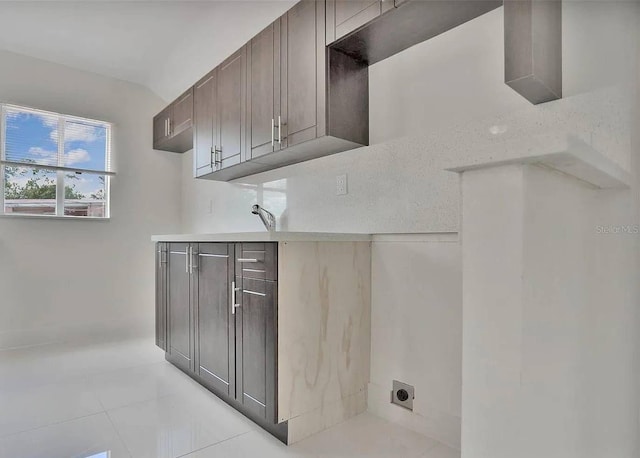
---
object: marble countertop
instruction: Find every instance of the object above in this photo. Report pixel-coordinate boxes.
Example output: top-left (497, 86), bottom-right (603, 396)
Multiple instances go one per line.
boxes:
top-left (151, 232), bottom-right (373, 243)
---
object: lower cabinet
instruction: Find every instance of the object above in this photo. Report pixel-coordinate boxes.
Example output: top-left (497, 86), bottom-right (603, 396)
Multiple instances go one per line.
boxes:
top-left (157, 242), bottom-right (282, 438)
top-left (235, 276), bottom-right (277, 421)
top-left (155, 243), bottom-right (167, 351)
top-left (166, 243), bottom-right (194, 374)
top-left (155, 238), bottom-right (372, 445)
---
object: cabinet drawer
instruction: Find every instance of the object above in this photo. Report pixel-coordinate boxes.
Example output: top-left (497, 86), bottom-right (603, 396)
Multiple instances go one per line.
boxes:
top-left (235, 243), bottom-right (277, 281)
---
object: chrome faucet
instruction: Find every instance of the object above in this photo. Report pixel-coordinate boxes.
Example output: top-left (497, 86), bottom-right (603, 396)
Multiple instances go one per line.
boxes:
top-left (251, 204), bottom-right (276, 232)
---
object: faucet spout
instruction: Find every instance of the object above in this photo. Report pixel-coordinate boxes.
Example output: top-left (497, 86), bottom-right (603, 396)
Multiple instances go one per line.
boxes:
top-left (251, 204), bottom-right (276, 232)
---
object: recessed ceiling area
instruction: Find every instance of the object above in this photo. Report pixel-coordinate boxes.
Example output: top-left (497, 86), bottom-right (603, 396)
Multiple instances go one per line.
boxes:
top-left (0, 1), bottom-right (296, 101)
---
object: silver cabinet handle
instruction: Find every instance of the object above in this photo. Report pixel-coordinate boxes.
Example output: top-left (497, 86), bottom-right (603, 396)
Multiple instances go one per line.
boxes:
top-left (278, 115), bottom-right (282, 144)
top-left (189, 246), bottom-right (197, 274)
top-left (237, 258), bottom-right (258, 263)
top-left (271, 118), bottom-right (275, 147)
top-left (185, 247), bottom-right (189, 273)
top-left (231, 281), bottom-right (241, 315)
top-left (213, 147), bottom-right (222, 169)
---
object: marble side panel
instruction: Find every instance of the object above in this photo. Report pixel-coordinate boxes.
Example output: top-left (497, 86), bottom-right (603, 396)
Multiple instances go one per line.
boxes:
top-left (287, 389), bottom-right (368, 445)
top-left (277, 241), bottom-right (371, 427)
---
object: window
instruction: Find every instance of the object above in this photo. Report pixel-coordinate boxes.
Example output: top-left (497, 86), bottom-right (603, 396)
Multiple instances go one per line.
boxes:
top-left (0, 104), bottom-right (113, 218)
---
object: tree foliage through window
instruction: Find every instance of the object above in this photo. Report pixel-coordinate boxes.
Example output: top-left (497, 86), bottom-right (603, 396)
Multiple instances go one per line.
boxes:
top-left (4, 166), bottom-right (85, 200)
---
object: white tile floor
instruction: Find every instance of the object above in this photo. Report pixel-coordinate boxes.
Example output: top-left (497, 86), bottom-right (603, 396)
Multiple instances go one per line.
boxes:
top-left (0, 338), bottom-right (460, 458)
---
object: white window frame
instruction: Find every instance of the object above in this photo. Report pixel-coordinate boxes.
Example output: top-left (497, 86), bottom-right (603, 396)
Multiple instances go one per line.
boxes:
top-left (0, 103), bottom-right (114, 220)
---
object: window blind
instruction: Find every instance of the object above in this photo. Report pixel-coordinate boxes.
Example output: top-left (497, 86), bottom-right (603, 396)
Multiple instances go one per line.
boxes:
top-left (1, 104), bottom-right (114, 176)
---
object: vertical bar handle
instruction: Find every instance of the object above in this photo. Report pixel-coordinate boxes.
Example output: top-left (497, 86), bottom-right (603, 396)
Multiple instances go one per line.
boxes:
top-left (271, 118), bottom-right (275, 147)
top-left (231, 281), bottom-right (241, 315)
top-left (185, 247), bottom-right (189, 273)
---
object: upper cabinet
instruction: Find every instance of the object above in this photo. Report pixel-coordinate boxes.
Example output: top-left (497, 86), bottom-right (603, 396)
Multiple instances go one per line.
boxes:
top-left (328, 0), bottom-right (394, 43)
top-left (196, 0), bottom-right (368, 181)
top-left (153, 88), bottom-right (194, 153)
top-left (248, 1), bottom-right (326, 159)
top-left (193, 69), bottom-right (218, 177)
top-left (217, 48), bottom-right (246, 170)
top-left (328, 0), bottom-right (502, 65)
top-left (154, 0), bottom-right (503, 180)
top-left (247, 20), bottom-right (281, 160)
top-left (194, 48), bottom-right (250, 178)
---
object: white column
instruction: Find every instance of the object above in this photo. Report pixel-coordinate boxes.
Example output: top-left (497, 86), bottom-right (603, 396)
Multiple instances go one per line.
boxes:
top-left (461, 164), bottom-right (525, 458)
top-left (461, 163), bottom-right (640, 458)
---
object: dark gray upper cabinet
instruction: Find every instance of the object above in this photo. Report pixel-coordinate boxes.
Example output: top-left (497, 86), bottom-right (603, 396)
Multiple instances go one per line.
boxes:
top-left (155, 243), bottom-right (168, 352)
top-left (281, 0), bottom-right (326, 148)
top-left (153, 106), bottom-right (172, 147)
top-left (153, 0), bottom-right (513, 177)
top-left (247, 20), bottom-right (281, 160)
top-left (153, 88), bottom-right (194, 153)
top-left (166, 243), bottom-right (194, 373)
top-left (194, 243), bottom-right (236, 398)
top-left (217, 48), bottom-right (246, 170)
top-left (173, 89), bottom-right (194, 136)
top-left (221, 0), bottom-right (368, 182)
top-left (328, 0), bottom-right (502, 65)
top-left (195, 47), bottom-right (268, 180)
top-left (247, 2), bottom-right (331, 163)
top-left (194, 70), bottom-right (218, 178)
top-left (329, 0), bottom-right (394, 43)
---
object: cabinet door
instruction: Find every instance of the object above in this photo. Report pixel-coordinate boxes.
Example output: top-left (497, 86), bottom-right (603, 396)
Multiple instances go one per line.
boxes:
top-left (153, 106), bottom-right (172, 147)
top-left (281, 0), bottom-right (326, 148)
top-left (333, 1), bottom-right (385, 40)
top-left (248, 21), bottom-right (281, 160)
top-left (217, 47), bottom-right (246, 169)
top-left (235, 276), bottom-right (277, 422)
top-left (172, 88), bottom-right (194, 136)
top-left (194, 70), bottom-right (218, 177)
top-left (167, 243), bottom-right (194, 372)
top-left (155, 243), bottom-right (168, 351)
top-left (194, 243), bottom-right (236, 397)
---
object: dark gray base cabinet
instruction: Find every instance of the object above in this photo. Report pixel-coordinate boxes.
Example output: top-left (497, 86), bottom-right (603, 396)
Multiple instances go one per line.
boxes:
top-left (155, 242), bottom-right (287, 443)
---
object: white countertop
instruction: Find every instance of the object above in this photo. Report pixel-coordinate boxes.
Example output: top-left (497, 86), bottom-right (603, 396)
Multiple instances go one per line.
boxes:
top-left (151, 232), bottom-right (372, 243)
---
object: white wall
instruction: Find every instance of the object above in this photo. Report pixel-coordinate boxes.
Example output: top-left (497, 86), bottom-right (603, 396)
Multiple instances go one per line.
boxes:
top-left (0, 50), bottom-right (182, 349)
top-left (368, 234), bottom-right (462, 449)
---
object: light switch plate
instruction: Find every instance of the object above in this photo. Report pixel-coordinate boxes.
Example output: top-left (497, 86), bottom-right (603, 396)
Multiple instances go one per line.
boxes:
top-left (336, 174), bottom-right (348, 195)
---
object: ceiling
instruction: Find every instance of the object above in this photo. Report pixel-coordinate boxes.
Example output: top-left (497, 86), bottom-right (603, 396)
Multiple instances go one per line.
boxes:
top-left (0, 1), bottom-right (296, 101)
